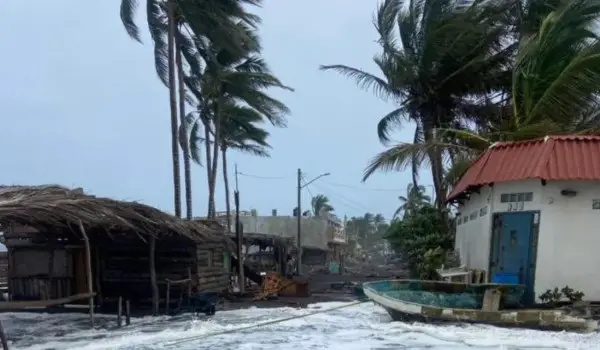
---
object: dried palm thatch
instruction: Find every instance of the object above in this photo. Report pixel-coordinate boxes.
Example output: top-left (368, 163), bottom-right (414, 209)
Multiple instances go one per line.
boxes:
top-left (0, 185), bottom-right (228, 244)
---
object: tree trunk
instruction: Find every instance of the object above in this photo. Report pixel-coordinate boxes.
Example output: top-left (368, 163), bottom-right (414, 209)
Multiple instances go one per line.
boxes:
top-left (423, 127), bottom-right (446, 211)
top-left (149, 236), bottom-right (159, 316)
top-left (176, 32), bottom-right (192, 220)
top-left (222, 146), bottom-right (232, 232)
top-left (208, 102), bottom-right (221, 218)
top-left (167, 0), bottom-right (181, 218)
top-left (203, 120), bottom-right (213, 218)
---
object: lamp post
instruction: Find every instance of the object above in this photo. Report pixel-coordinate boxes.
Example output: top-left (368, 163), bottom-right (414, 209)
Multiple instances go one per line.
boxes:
top-left (297, 169), bottom-right (330, 275)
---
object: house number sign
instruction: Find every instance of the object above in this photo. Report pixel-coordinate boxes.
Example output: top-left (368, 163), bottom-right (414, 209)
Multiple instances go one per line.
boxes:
top-left (507, 202), bottom-right (525, 211)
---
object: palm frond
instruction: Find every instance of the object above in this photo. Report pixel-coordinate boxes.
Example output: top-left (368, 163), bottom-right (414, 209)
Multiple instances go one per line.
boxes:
top-left (319, 65), bottom-right (396, 101)
top-left (120, 0), bottom-right (142, 42)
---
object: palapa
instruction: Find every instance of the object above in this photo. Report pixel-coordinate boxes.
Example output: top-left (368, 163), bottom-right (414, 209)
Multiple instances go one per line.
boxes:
top-left (0, 185), bottom-right (231, 246)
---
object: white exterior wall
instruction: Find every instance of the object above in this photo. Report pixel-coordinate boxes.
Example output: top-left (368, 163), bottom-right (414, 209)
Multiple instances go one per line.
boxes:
top-left (455, 179), bottom-right (600, 301)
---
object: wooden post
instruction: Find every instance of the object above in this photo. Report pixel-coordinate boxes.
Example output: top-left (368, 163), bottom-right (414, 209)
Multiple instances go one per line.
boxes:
top-left (0, 320), bottom-right (8, 350)
top-left (117, 296), bottom-right (123, 327)
top-left (234, 191), bottom-right (244, 294)
top-left (187, 267), bottom-right (192, 298)
top-left (165, 280), bottom-right (171, 315)
top-left (94, 247), bottom-right (102, 307)
top-left (339, 247), bottom-right (344, 275)
top-left (125, 300), bottom-right (131, 326)
top-left (77, 220), bottom-right (95, 327)
top-left (149, 236), bottom-right (159, 316)
top-left (182, 267), bottom-right (191, 311)
top-left (47, 248), bottom-right (54, 300)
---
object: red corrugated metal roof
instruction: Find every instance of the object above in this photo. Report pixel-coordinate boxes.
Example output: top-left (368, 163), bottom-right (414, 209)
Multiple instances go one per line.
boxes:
top-left (447, 135), bottom-right (600, 201)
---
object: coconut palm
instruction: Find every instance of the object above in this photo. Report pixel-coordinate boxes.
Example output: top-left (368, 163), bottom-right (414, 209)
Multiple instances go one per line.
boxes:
top-left (393, 184), bottom-right (431, 219)
top-left (311, 195), bottom-right (334, 217)
top-left (119, 0), bottom-right (265, 218)
top-left (371, 0), bottom-right (600, 194)
top-left (219, 104), bottom-right (272, 230)
top-left (184, 23), bottom-right (292, 218)
top-left (321, 0), bottom-right (511, 209)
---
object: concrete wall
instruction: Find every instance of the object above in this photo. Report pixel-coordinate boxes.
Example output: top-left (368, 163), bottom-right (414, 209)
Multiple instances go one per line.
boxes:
top-left (238, 215), bottom-right (330, 250)
top-left (455, 179), bottom-right (600, 301)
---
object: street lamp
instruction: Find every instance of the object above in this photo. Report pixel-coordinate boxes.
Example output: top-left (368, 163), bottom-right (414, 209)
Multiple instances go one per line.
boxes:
top-left (296, 169), bottom-right (330, 275)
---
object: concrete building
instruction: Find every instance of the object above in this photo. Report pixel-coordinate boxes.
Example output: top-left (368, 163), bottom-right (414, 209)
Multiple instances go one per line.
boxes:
top-left (450, 136), bottom-right (600, 303)
top-left (237, 213), bottom-right (347, 249)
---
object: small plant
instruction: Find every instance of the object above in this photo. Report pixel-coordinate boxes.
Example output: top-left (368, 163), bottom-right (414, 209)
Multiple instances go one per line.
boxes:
top-left (416, 246), bottom-right (446, 280)
top-left (445, 250), bottom-right (461, 269)
top-left (539, 287), bottom-right (563, 305)
top-left (561, 286), bottom-right (585, 302)
top-left (539, 286), bottom-right (585, 305)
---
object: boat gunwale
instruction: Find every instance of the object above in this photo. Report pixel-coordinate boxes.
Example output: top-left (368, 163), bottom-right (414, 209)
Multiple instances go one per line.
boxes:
top-left (362, 279), bottom-right (574, 316)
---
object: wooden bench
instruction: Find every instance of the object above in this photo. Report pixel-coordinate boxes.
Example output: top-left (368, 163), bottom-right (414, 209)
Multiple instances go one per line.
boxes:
top-left (436, 265), bottom-right (472, 283)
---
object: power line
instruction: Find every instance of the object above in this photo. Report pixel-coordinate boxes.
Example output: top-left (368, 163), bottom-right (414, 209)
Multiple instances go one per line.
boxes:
top-left (310, 182), bottom-right (371, 214)
top-left (321, 180), bottom-right (406, 192)
top-left (237, 172), bottom-right (288, 180)
top-left (301, 175), bottom-right (315, 201)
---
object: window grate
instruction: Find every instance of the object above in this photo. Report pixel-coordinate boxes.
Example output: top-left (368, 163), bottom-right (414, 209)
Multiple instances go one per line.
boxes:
top-left (500, 192), bottom-right (533, 203)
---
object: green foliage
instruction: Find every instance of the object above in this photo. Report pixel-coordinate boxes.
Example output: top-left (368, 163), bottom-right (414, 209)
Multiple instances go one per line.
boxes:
top-left (323, 0), bottom-right (600, 208)
top-left (385, 206), bottom-right (454, 280)
top-left (539, 286), bottom-right (585, 305)
top-left (394, 184), bottom-right (431, 219)
top-left (311, 194), bottom-right (334, 217)
top-left (346, 213), bottom-right (389, 251)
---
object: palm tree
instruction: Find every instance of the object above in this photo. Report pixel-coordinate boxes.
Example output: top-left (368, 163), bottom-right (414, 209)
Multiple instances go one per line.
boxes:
top-left (374, 0), bottom-right (600, 193)
top-left (219, 103), bottom-right (272, 230)
top-left (321, 0), bottom-right (510, 210)
top-left (393, 184), bottom-right (431, 219)
top-left (185, 23), bottom-right (292, 218)
top-left (311, 195), bottom-right (334, 217)
top-left (119, 0), bottom-right (265, 218)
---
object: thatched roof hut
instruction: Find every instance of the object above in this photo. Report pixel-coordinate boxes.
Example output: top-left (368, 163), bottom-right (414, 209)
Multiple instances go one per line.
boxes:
top-left (0, 185), bottom-right (229, 245)
top-left (0, 185), bottom-right (235, 311)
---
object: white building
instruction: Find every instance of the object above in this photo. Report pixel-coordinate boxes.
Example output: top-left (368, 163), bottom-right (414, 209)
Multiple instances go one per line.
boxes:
top-left (451, 135), bottom-right (600, 303)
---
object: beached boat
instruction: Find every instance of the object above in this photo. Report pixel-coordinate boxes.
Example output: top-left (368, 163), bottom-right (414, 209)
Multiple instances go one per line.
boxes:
top-left (363, 280), bottom-right (598, 332)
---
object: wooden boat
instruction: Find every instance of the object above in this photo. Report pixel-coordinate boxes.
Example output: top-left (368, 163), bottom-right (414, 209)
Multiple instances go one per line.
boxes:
top-left (363, 280), bottom-right (598, 332)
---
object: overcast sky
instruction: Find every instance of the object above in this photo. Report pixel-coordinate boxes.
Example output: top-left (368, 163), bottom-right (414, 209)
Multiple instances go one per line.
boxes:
top-left (0, 0), bottom-right (432, 221)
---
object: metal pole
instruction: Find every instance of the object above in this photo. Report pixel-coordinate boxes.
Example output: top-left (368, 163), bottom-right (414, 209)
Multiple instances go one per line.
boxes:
top-left (297, 168), bottom-right (302, 276)
top-left (235, 190), bottom-right (245, 294)
top-left (235, 163), bottom-right (239, 192)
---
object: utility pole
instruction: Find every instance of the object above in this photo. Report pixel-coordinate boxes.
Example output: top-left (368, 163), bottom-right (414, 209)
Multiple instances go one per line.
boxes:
top-left (235, 163), bottom-right (240, 192)
top-left (296, 169), bottom-right (331, 276)
top-left (296, 168), bottom-right (302, 275)
top-left (234, 189), bottom-right (244, 294)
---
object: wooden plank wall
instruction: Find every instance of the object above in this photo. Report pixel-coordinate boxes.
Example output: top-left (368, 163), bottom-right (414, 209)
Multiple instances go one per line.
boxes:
top-left (100, 240), bottom-right (197, 303)
top-left (9, 248), bottom-right (74, 301)
top-left (196, 245), bottom-right (230, 292)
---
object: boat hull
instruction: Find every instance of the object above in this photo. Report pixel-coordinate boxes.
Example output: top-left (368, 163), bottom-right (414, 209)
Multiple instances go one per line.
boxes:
top-left (363, 280), bottom-right (598, 333)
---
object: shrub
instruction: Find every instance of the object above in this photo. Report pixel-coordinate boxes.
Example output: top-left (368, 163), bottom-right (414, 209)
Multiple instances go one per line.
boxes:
top-left (385, 206), bottom-right (454, 280)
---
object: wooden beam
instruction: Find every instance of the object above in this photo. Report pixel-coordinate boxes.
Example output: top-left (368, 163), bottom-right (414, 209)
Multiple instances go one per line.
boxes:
top-left (77, 220), bottom-right (95, 327)
top-left (149, 236), bottom-right (159, 316)
top-left (0, 292), bottom-right (96, 310)
top-left (94, 247), bottom-right (102, 307)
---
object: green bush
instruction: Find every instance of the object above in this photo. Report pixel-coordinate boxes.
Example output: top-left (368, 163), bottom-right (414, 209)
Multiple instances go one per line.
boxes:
top-left (385, 206), bottom-right (454, 280)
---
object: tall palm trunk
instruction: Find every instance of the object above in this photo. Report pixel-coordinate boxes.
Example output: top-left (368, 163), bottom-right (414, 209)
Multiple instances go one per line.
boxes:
top-left (208, 101), bottom-right (222, 218)
top-left (176, 32), bottom-right (192, 220)
top-left (203, 119), bottom-right (213, 217)
top-left (167, 0), bottom-right (181, 218)
top-left (221, 145), bottom-right (232, 232)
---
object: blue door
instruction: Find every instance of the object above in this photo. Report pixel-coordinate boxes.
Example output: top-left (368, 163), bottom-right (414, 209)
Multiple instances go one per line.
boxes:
top-left (490, 212), bottom-right (536, 302)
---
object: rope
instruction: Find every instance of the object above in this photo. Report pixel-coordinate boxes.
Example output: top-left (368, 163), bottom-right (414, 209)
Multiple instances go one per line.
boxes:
top-left (162, 300), bottom-right (371, 347)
